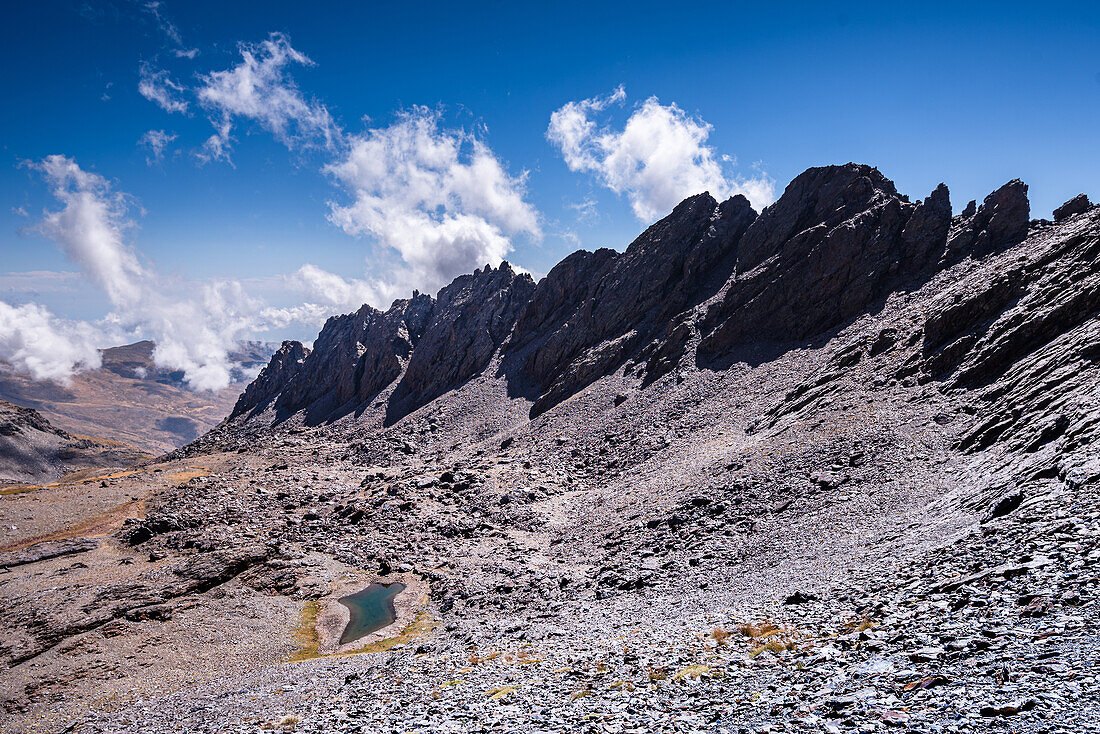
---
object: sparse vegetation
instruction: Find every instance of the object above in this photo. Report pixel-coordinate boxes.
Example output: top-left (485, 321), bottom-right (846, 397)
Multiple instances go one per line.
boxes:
top-left (737, 621), bottom-right (780, 639)
top-left (749, 640), bottom-right (790, 658)
top-left (260, 715), bottom-right (301, 731)
top-left (283, 601), bottom-right (320, 663)
top-left (672, 664), bottom-right (716, 681)
top-left (347, 611), bottom-right (437, 655)
top-left (485, 685), bottom-right (517, 699)
top-left (647, 666), bottom-right (669, 681)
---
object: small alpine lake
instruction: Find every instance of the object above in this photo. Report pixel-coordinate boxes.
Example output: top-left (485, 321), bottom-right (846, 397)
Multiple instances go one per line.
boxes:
top-left (338, 582), bottom-right (406, 645)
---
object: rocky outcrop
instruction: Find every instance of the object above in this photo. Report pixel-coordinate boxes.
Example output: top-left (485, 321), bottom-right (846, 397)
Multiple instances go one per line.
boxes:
top-left (698, 165), bottom-right (955, 356)
top-left (227, 163), bottom-right (1047, 430)
top-left (388, 263), bottom-right (535, 420)
top-left (1053, 193), bottom-right (1092, 222)
top-left (944, 180), bottom-right (1030, 260)
top-left (0, 400), bottom-right (56, 438)
top-left (919, 208), bottom-right (1100, 479)
top-left (227, 264), bottom-right (534, 426)
top-left (279, 294), bottom-right (434, 424)
top-left (240, 295), bottom-right (433, 425)
top-left (229, 341), bottom-right (311, 419)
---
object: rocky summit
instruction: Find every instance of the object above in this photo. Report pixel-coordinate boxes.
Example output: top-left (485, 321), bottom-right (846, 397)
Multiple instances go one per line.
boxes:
top-left (2, 163), bottom-right (1099, 734)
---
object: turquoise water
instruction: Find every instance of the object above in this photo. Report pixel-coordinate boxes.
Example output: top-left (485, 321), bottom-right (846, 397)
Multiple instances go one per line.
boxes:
top-left (338, 582), bottom-right (406, 645)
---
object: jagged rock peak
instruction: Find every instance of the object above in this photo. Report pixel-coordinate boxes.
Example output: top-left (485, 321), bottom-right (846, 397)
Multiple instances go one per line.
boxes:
top-left (388, 261), bottom-right (536, 421)
top-left (698, 164), bottom-right (953, 354)
top-left (736, 163), bottom-right (902, 272)
top-left (227, 163), bottom-right (1046, 430)
top-left (514, 190), bottom-right (756, 416)
top-left (229, 340), bottom-right (311, 419)
top-left (946, 179), bottom-right (1029, 259)
top-left (1054, 193), bottom-right (1092, 222)
top-left (274, 292), bottom-right (434, 424)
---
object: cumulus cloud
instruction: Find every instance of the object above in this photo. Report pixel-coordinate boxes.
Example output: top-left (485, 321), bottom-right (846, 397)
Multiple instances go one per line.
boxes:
top-left (139, 129), bottom-right (177, 165)
top-left (196, 33), bottom-right (338, 162)
top-left (325, 108), bottom-right (540, 294)
top-left (33, 155), bottom-right (147, 306)
top-left (140, 279), bottom-right (264, 391)
top-left (138, 63), bottom-right (189, 114)
top-left (287, 264), bottom-right (396, 312)
top-left (27, 155), bottom-right (274, 390)
top-left (547, 86), bottom-right (775, 221)
top-left (0, 302), bottom-right (102, 383)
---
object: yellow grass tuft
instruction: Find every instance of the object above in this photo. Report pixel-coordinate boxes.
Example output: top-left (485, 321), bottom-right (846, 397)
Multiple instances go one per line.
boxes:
top-left (673, 664), bottom-right (715, 681)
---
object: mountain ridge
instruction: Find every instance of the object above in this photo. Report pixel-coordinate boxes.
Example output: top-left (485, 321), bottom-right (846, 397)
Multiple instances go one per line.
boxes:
top-left (227, 163), bottom-right (1045, 430)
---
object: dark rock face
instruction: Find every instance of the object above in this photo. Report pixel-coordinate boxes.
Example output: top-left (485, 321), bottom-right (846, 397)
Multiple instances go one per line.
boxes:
top-left (1053, 193), bottom-right (1091, 222)
top-left (699, 165), bottom-right (953, 356)
top-left (900, 183), bottom-right (952, 273)
top-left (0, 400), bottom-right (59, 438)
top-left (920, 208), bottom-right (1100, 465)
top-left (514, 192), bottom-right (756, 415)
top-left (228, 265), bottom-right (533, 427)
top-left (276, 295), bottom-right (432, 424)
top-left (229, 341), bottom-right (311, 419)
top-left (945, 179), bottom-right (1029, 259)
top-left (389, 263), bottom-right (535, 420)
top-left (0, 399), bottom-right (147, 483)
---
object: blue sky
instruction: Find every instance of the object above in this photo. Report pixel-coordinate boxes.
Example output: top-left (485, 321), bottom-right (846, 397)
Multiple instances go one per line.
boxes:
top-left (1, 1), bottom-right (1098, 388)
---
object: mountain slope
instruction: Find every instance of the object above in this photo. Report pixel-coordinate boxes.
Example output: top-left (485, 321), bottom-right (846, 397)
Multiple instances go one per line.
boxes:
top-left (3, 165), bottom-right (1098, 733)
top-left (0, 399), bottom-right (149, 484)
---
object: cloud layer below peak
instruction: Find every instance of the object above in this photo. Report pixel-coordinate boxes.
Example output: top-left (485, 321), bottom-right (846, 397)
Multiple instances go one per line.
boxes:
top-left (24, 156), bottom-right (282, 390)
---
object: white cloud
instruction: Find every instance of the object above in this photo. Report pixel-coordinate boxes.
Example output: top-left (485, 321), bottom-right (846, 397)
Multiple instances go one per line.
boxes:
top-left (138, 63), bottom-right (189, 114)
top-left (142, 279), bottom-right (264, 391)
top-left (196, 33), bottom-right (338, 161)
top-left (547, 87), bottom-right (775, 221)
top-left (144, 1), bottom-right (199, 59)
top-left (139, 129), bottom-right (177, 165)
top-left (0, 302), bottom-right (102, 383)
top-left (255, 264), bottom-right (418, 329)
top-left (33, 155), bottom-right (147, 307)
top-left (566, 195), bottom-right (600, 223)
top-left (28, 155), bottom-right (271, 391)
top-left (287, 264), bottom-right (396, 311)
top-left (325, 108), bottom-right (540, 294)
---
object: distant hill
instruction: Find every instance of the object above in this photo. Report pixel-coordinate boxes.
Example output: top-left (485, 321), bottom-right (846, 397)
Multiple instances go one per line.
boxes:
top-left (0, 398), bottom-right (150, 484)
top-left (0, 340), bottom-right (275, 455)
